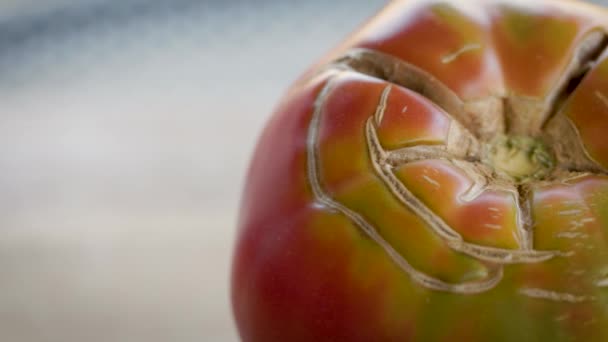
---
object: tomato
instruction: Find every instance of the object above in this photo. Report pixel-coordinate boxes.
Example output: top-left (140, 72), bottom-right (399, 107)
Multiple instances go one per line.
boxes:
top-left (232, 0), bottom-right (608, 340)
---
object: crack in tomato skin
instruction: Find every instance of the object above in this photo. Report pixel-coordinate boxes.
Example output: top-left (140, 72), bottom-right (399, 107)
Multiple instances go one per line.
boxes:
top-left (233, 1), bottom-right (608, 341)
top-left (309, 73), bottom-right (503, 290)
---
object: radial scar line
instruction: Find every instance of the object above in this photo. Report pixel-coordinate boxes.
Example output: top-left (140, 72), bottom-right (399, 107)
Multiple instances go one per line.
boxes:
top-left (374, 85), bottom-right (392, 126)
top-left (519, 287), bottom-right (595, 303)
top-left (516, 185), bottom-right (534, 250)
top-left (441, 43), bottom-right (481, 64)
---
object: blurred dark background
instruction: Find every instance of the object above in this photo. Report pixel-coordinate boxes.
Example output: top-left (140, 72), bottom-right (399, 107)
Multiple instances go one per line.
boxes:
top-left (0, 0), bottom-right (606, 341)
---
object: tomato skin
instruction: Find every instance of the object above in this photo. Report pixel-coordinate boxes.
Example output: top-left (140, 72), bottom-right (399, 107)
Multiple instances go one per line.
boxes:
top-left (232, 1), bottom-right (608, 341)
top-left (232, 75), bottom-right (415, 342)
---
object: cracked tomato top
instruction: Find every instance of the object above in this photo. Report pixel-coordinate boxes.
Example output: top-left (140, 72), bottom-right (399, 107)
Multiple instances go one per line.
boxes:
top-left (233, 1), bottom-right (608, 341)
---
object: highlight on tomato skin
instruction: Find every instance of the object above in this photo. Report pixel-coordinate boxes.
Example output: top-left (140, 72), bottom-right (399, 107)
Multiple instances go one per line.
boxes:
top-left (232, 1), bottom-right (608, 341)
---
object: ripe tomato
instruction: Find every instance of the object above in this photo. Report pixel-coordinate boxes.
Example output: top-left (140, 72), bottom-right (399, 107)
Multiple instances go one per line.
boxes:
top-left (232, 1), bottom-right (608, 340)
